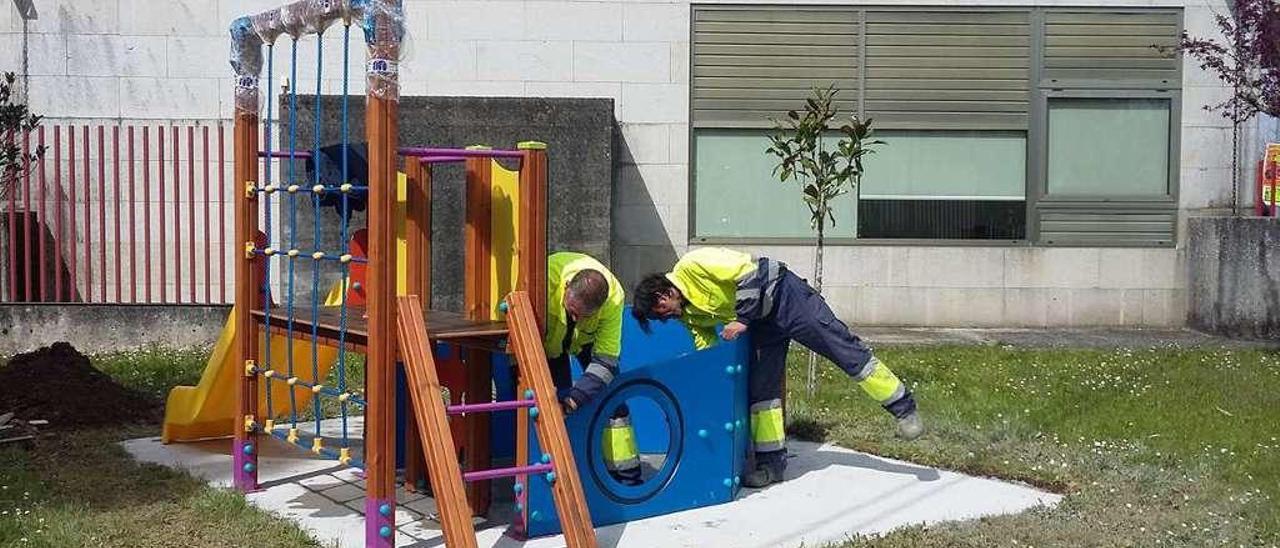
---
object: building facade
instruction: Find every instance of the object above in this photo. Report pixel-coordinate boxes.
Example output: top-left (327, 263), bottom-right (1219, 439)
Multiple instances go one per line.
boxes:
top-left (0, 0), bottom-right (1247, 326)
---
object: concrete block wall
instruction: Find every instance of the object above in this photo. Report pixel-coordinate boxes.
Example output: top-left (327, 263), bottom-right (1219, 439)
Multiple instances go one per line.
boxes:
top-left (1188, 217), bottom-right (1280, 338)
top-left (0, 0), bottom-right (1234, 327)
top-left (731, 246), bottom-right (1186, 327)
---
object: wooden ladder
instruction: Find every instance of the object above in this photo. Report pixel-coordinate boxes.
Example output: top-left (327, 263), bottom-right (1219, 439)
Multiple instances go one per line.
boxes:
top-left (396, 292), bottom-right (597, 548)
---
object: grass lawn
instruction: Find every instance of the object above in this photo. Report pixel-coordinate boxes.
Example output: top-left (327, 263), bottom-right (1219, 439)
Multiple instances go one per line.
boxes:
top-left (0, 346), bottom-right (322, 547)
top-left (1, 343), bottom-right (1277, 547)
top-left (785, 345), bottom-right (1280, 547)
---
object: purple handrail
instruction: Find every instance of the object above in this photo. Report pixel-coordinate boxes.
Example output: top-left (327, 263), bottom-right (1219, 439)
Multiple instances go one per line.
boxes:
top-left (399, 147), bottom-right (525, 158)
top-left (421, 156), bottom-right (468, 163)
top-left (447, 400), bottom-right (535, 415)
top-left (463, 463), bottom-right (554, 483)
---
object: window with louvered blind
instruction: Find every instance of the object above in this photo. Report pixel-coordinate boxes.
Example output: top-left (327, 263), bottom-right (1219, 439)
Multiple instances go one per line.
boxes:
top-left (863, 10), bottom-right (1031, 131)
top-left (1042, 10), bottom-right (1181, 86)
top-left (692, 6), bottom-right (860, 128)
top-left (689, 5), bottom-right (1183, 246)
top-left (1033, 9), bottom-right (1182, 247)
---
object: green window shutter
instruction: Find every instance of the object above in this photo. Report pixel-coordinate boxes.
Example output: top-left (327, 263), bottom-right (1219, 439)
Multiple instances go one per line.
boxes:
top-left (1037, 203), bottom-right (1176, 247)
top-left (1043, 10), bottom-right (1181, 86)
top-left (1034, 9), bottom-right (1182, 248)
top-left (692, 6), bottom-right (859, 128)
top-left (864, 10), bottom-right (1031, 130)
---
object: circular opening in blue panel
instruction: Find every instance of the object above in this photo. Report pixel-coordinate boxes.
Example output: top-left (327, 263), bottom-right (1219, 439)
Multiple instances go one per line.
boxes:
top-left (586, 380), bottom-right (683, 504)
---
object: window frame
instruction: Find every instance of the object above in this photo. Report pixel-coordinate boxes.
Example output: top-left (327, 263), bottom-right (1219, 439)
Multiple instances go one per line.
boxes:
top-left (1033, 89), bottom-right (1182, 204)
top-left (687, 4), bottom-right (1183, 248)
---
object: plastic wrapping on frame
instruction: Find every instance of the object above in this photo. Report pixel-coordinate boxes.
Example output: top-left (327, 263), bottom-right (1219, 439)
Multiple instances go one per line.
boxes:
top-left (230, 0), bottom-right (405, 115)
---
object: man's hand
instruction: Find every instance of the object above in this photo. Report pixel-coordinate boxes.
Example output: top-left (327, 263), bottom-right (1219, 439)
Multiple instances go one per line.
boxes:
top-left (561, 397), bottom-right (579, 415)
top-left (721, 321), bottom-right (747, 341)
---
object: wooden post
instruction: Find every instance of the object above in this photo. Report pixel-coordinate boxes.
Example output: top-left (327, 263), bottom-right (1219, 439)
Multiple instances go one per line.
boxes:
top-left (364, 4), bottom-right (400, 544)
top-left (462, 150), bottom-right (494, 515)
top-left (516, 142), bottom-right (548, 330)
top-left (397, 296), bottom-right (480, 548)
top-left (464, 149), bottom-right (492, 321)
top-left (402, 157), bottom-right (430, 492)
top-left (232, 86), bottom-right (261, 493)
top-left (506, 291), bottom-right (597, 548)
top-left (510, 141), bottom-right (547, 534)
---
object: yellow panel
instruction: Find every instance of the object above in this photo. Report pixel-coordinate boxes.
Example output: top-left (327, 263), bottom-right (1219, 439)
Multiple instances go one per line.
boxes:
top-left (396, 171), bottom-right (408, 297)
top-left (162, 301), bottom-right (342, 443)
top-left (489, 159), bottom-right (520, 320)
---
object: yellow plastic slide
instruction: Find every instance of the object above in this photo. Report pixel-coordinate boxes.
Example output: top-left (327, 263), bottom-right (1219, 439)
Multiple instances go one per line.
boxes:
top-left (161, 306), bottom-right (341, 443)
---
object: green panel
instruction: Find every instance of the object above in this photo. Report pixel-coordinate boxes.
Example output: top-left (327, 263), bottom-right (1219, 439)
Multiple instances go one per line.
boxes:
top-left (1041, 9), bottom-right (1182, 84)
top-left (866, 23), bottom-right (1027, 36)
top-left (1044, 11), bottom-right (1179, 25)
top-left (1034, 199), bottom-right (1177, 246)
top-left (860, 131), bottom-right (1027, 199)
top-left (864, 113), bottom-right (1028, 131)
top-left (866, 11), bottom-right (1029, 24)
top-left (694, 129), bottom-right (858, 239)
top-left (694, 77), bottom-right (860, 90)
top-left (692, 6), bottom-right (860, 127)
top-left (696, 8), bottom-right (857, 24)
top-left (1047, 98), bottom-right (1171, 196)
top-left (693, 21), bottom-right (859, 35)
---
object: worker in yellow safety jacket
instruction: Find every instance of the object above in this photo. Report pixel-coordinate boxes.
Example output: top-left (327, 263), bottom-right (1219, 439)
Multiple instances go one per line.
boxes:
top-left (545, 252), bottom-right (641, 484)
top-left (631, 247), bottom-right (924, 488)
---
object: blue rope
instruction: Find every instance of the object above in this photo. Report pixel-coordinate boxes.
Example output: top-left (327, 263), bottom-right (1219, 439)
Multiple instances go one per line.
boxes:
top-left (285, 37), bottom-right (300, 428)
top-left (248, 249), bottom-right (367, 263)
top-left (310, 33), bottom-right (325, 440)
top-left (263, 425), bottom-right (366, 469)
top-left (248, 184), bottom-right (368, 195)
top-left (337, 23), bottom-right (352, 449)
top-left (262, 42), bottom-right (276, 421)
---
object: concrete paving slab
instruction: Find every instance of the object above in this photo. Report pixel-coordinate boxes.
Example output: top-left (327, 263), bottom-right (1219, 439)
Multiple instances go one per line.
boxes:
top-left (299, 473), bottom-right (346, 492)
top-left (125, 428), bottom-right (1061, 548)
top-left (321, 482), bottom-right (367, 504)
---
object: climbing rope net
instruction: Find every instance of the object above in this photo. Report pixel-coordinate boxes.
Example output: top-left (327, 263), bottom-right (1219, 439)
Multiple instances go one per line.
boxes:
top-left (229, 0), bottom-right (403, 476)
top-left (258, 13), bottom-right (363, 467)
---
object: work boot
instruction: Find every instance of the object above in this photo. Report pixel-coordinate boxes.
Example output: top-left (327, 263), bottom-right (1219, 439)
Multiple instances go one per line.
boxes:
top-left (896, 411), bottom-right (925, 441)
top-left (609, 466), bottom-right (644, 487)
top-left (741, 459), bottom-right (786, 488)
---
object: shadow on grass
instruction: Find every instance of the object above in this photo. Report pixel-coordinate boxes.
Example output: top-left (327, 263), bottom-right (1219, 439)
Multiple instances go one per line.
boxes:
top-left (787, 416), bottom-right (835, 443)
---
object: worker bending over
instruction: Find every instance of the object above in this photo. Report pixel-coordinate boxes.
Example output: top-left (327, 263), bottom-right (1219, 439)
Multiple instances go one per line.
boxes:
top-left (545, 251), bottom-right (641, 484)
top-left (631, 247), bottom-right (923, 488)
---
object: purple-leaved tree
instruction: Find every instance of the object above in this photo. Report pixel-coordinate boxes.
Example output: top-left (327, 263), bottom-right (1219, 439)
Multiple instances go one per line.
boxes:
top-left (1164, 0), bottom-right (1280, 215)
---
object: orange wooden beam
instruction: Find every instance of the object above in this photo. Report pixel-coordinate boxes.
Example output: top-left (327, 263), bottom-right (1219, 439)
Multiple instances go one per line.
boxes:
top-left (364, 42), bottom-right (399, 544)
top-left (462, 151), bottom-right (495, 514)
top-left (232, 101), bottom-right (261, 492)
top-left (397, 296), bottom-right (480, 548)
top-left (402, 156), bottom-right (429, 492)
top-left (506, 291), bottom-right (597, 548)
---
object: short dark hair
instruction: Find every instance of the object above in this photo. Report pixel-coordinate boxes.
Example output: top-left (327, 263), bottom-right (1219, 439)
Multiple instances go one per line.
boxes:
top-left (631, 273), bottom-right (676, 332)
top-left (566, 269), bottom-right (609, 316)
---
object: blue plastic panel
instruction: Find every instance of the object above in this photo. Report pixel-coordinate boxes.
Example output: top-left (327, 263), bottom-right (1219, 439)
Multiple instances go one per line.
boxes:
top-left (523, 310), bottom-right (749, 536)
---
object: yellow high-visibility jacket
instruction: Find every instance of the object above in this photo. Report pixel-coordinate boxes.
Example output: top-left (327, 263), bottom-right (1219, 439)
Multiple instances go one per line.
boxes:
top-left (544, 252), bottom-right (625, 362)
top-left (665, 247), bottom-right (758, 349)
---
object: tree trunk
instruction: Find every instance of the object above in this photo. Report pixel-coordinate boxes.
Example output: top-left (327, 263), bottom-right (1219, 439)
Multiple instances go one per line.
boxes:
top-left (806, 214), bottom-right (825, 398)
top-left (1233, 119), bottom-right (1240, 216)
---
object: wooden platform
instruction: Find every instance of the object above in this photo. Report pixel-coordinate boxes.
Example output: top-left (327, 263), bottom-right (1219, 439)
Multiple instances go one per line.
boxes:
top-left (251, 307), bottom-right (509, 351)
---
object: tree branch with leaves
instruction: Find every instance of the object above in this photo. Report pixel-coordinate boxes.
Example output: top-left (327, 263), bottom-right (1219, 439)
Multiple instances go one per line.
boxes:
top-left (766, 84), bottom-right (882, 396)
top-left (1, 71), bottom-right (44, 200)
top-left (1160, 0), bottom-right (1280, 215)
